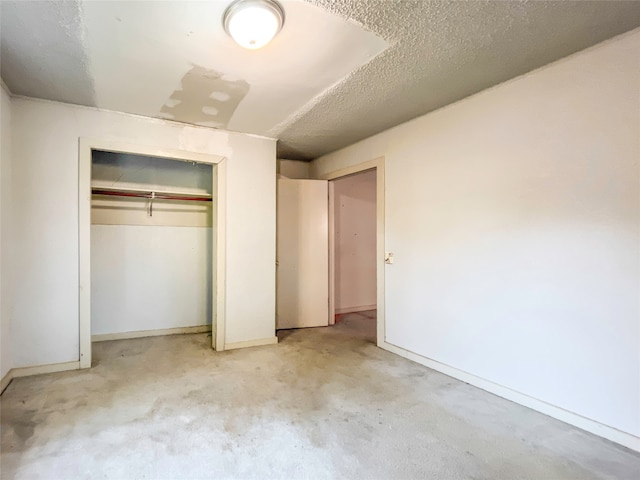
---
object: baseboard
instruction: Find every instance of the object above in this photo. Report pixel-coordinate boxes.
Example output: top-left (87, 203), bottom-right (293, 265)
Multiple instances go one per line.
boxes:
top-left (1, 360), bottom-right (81, 395)
top-left (379, 340), bottom-right (640, 453)
top-left (225, 336), bottom-right (278, 350)
top-left (335, 304), bottom-right (377, 314)
top-left (92, 325), bottom-right (211, 342)
top-left (1, 369), bottom-right (13, 395)
top-left (12, 360), bottom-right (80, 378)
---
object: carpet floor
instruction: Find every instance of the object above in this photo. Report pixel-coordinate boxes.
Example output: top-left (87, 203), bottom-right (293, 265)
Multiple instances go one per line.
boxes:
top-left (1, 311), bottom-right (639, 479)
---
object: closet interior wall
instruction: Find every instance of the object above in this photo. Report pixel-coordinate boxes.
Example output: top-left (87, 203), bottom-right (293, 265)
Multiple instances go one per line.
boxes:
top-left (90, 151), bottom-right (213, 337)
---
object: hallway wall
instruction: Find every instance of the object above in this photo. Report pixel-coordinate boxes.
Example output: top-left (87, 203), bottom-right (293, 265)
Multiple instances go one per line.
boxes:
top-left (333, 170), bottom-right (376, 313)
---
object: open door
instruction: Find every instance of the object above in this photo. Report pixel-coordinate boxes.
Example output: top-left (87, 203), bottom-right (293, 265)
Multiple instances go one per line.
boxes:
top-left (276, 179), bottom-right (329, 329)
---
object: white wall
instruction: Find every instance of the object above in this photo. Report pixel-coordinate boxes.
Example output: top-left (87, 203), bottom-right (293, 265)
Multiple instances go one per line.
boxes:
top-left (91, 226), bottom-right (212, 335)
top-left (11, 97), bottom-right (276, 368)
top-left (278, 159), bottom-right (310, 179)
top-left (333, 170), bottom-right (376, 312)
top-left (312, 30), bottom-right (640, 440)
top-left (0, 84), bottom-right (12, 380)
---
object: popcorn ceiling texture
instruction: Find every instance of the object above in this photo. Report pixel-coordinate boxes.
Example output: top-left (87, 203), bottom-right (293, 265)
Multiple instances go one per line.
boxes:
top-left (0, 0), bottom-right (96, 107)
top-left (275, 0), bottom-right (640, 159)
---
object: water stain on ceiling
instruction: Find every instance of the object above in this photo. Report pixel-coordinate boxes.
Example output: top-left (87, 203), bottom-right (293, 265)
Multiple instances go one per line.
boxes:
top-left (1, 1), bottom-right (640, 160)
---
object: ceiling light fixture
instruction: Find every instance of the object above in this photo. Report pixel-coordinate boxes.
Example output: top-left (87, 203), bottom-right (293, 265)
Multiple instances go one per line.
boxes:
top-left (223, 0), bottom-right (285, 50)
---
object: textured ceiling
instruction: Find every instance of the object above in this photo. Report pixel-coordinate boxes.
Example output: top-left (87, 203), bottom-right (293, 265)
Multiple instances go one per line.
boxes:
top-left (278, 0), bottom-right (640, 159)
top-left (2, 1), bottom-right (640, 160)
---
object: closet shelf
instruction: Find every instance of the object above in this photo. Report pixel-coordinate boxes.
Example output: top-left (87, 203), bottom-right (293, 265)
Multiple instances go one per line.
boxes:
top-left (91, 186), bottom-right (213, 202)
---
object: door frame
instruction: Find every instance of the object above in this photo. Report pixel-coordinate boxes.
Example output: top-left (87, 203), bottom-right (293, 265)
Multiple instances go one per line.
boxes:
top-left (317, 157), bottom-right (385, 346)
top-left (78, 138), bottom-right (227, 369)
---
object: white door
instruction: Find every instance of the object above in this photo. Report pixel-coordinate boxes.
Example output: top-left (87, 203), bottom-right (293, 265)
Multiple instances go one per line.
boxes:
top-left (277, 179), bottom-right (329, 329)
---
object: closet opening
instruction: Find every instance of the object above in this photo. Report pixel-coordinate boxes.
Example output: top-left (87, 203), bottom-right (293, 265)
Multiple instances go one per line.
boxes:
top-left (78, 140), bottom-right (226, 368)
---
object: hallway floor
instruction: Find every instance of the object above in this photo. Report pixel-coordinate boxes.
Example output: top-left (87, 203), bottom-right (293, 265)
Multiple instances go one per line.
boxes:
top-left (1, 313), bottom-right (639, 479)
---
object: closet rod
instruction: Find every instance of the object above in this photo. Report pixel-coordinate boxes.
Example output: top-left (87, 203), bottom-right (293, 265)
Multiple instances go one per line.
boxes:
top-left (92, 188), bottom-right (212, 202)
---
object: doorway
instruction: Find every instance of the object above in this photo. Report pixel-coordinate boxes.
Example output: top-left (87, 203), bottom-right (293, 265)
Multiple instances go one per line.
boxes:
top-left (78, 139), bottom-right (227, 369)
top-left (275, 157), bottom-right (385, 345)
top-left (330, 169), bottom-right (377, 343)
top-left (321, 157), bottom-right (385, 347)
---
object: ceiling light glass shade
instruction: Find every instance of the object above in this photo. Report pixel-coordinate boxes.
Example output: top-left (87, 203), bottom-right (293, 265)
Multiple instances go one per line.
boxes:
top-left (223, 0), bottom-right (285, 50)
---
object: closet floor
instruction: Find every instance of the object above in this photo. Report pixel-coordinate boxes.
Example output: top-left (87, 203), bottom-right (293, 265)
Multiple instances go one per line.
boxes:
top-left (2, 314), bottom-right (638, 479)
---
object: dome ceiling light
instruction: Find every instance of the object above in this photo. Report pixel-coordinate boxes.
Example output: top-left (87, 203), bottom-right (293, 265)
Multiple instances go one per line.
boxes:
top-left (223, 0), bottom-right (285, 50)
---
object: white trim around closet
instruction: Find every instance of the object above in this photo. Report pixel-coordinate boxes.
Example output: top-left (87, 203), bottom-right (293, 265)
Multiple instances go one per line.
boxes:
top-left (78, 138), bottom-right (227, 369)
